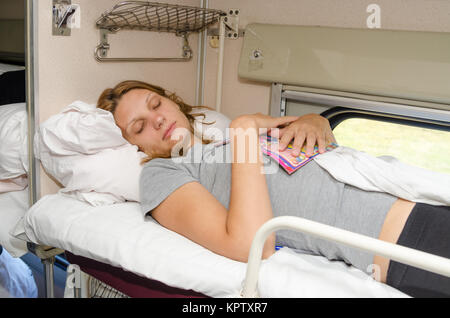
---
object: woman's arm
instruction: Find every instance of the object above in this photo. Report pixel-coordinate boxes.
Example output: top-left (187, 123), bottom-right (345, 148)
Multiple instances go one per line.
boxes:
top-left (226, 116), bottom-right (276, 259)
top-left (151, 114), bottom-right (297, 262)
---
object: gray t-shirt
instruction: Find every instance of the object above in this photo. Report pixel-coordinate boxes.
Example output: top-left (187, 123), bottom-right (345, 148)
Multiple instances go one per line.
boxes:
top-left (140, 141), bottom-right (397, 272)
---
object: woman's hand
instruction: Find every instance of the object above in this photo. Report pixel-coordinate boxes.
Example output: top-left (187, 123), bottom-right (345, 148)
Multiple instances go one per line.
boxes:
top-left (229, 113), bottom-right (297, 165)
top-left (269, 113), bottom-right (336, 157)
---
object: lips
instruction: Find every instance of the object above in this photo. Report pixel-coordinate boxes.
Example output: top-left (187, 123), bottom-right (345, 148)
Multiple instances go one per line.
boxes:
top-left (163, 122), bottom-right (176, 140)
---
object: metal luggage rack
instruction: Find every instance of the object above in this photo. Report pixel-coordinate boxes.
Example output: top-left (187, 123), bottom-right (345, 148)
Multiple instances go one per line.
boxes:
top-left (95, 1), bottom-right (226, 62)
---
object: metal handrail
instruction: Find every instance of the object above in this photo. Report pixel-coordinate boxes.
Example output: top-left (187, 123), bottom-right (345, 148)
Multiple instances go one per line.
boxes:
top-left (241, 216), bottom-right (450, 297)
top-left (94, 29), bottom-right (193, 62)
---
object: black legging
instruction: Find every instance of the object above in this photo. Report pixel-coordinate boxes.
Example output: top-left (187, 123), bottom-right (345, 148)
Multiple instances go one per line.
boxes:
top-left (386, 203), bottom-right (450, 297)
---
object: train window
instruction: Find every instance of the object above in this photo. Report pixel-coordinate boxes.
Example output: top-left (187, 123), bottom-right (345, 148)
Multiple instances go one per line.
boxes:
top-left (332, 118), bottom-right (450, 175)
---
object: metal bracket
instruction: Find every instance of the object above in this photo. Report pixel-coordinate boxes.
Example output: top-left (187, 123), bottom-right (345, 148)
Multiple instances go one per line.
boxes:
top-left (94, 29), bottom-right (193, 62)
top-left (27, 242), bottom-right (65, 260)
top-left (96, 29), bottom-right (110, 60)
top-left (52, 0), bottom-right (75, 36)
top-left (27, 243), bottom-right (64, 298)
top-left (208, 8), bottom-right (244, 39)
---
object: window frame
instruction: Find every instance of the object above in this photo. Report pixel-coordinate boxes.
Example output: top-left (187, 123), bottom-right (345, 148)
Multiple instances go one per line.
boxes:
top-left (321, 106), bottom-right (450, 133)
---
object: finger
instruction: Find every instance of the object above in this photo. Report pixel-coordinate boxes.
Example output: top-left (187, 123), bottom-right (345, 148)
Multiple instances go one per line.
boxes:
top-left (291, 132), bottom-right (306, 157)
top-left (326, 135), bottom-right (337, 146)
top-left (305, 134), bottom-right (316, 157)
top-left (275, 116), bottom-right (298, 128)
top-left (267, 127), bottom-right (286, 139)
top-left (278, 127), bottom-right (286, 138)
top-left (268, 127), bottom-right (285, 138)
top-left (329, 132), bottom-right (337, 144)
top-left (279, 129), bottom-right (295, 151)
top-left (317, 133), bottom-right (326, 154)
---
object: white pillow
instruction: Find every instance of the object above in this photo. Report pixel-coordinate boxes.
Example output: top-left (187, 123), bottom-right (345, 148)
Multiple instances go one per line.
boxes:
top-left (35, 101), bottom-right (230, 206)
top-left (0, 103), bottom-right (28, 180)
top-left (193, 107), bottom-right (231, 141)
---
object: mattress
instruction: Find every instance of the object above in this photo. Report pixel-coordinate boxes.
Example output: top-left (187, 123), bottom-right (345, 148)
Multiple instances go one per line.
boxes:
top-left (0, 189), bottom-right (29, 257)
top-left (16, 193), bottom-right (408, 298)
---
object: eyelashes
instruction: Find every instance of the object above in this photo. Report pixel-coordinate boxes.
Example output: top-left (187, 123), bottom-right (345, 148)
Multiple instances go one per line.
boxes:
top-left (136, 101), bottom-right (161, 134)
top-left (136, 122), bottom-right (144, 134)
top-left (135, 120), bottom-right (145, 135)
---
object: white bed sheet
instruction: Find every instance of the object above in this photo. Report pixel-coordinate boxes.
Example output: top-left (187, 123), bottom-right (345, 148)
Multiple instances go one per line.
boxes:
top-left (0, 189), bottom-right (29, 257)
top-left (16, 193), bottom-right (407, 298)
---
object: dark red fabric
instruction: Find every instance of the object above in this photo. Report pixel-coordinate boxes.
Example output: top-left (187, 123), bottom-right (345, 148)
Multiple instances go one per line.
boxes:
top-left (65, 252), bottom-right (208, 298)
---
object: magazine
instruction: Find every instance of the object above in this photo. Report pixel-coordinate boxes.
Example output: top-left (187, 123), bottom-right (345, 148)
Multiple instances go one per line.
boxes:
top-left (259, 135), bottom-right (339, 174)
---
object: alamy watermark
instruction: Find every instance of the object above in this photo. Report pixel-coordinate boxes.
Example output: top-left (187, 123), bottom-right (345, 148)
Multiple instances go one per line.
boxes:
top-left (169, 126), bottom-right (282, 175)
top-left (367, 4), bottom-right (381, 29)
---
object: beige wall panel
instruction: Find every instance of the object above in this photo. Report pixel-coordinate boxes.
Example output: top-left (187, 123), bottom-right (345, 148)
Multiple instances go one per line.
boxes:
top-left (36, 0), bottom-right (200, 196)
top-left (205, 0), bottom-right (450, 119)
top-left (238, 24), bottom-right (450, 106)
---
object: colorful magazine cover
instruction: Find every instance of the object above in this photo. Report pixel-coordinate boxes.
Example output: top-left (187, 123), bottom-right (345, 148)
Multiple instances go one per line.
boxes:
top-left (259, 135), bottom-right (339, 174)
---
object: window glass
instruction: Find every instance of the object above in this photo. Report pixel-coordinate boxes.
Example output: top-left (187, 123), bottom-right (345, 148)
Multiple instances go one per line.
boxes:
top-left (332, 118), bottom-right (450, 175)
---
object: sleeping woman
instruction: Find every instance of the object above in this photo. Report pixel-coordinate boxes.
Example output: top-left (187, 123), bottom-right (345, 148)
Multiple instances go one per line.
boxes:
top-left (98, 80), bottom-right (450, 298)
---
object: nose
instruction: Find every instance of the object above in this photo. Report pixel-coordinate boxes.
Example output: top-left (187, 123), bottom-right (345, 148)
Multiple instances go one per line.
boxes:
top-left (152, 114), bottom-right (164, 130)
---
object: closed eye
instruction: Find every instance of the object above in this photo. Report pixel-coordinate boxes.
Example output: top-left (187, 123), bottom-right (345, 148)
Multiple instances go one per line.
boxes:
top-left (135, 121), bottom-right (145, 134)
top-left (153, 101), bottom-right (161, 110)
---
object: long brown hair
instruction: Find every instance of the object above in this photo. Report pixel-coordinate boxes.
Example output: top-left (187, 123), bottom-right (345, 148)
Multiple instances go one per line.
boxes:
top-left (97, 80), bottom-right (214, 163)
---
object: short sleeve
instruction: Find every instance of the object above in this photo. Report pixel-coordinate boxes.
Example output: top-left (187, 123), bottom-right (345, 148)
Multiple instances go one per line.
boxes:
top-left (139, 158), bottom-right (199, 216)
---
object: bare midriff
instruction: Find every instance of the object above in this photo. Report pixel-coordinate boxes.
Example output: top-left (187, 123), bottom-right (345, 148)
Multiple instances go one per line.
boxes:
top-left (373, 198), bottom-right (416, 283)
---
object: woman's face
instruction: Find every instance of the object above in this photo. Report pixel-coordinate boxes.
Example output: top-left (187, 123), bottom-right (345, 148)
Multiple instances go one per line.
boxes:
top-left (114, 89), bottom-right (192, 157)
